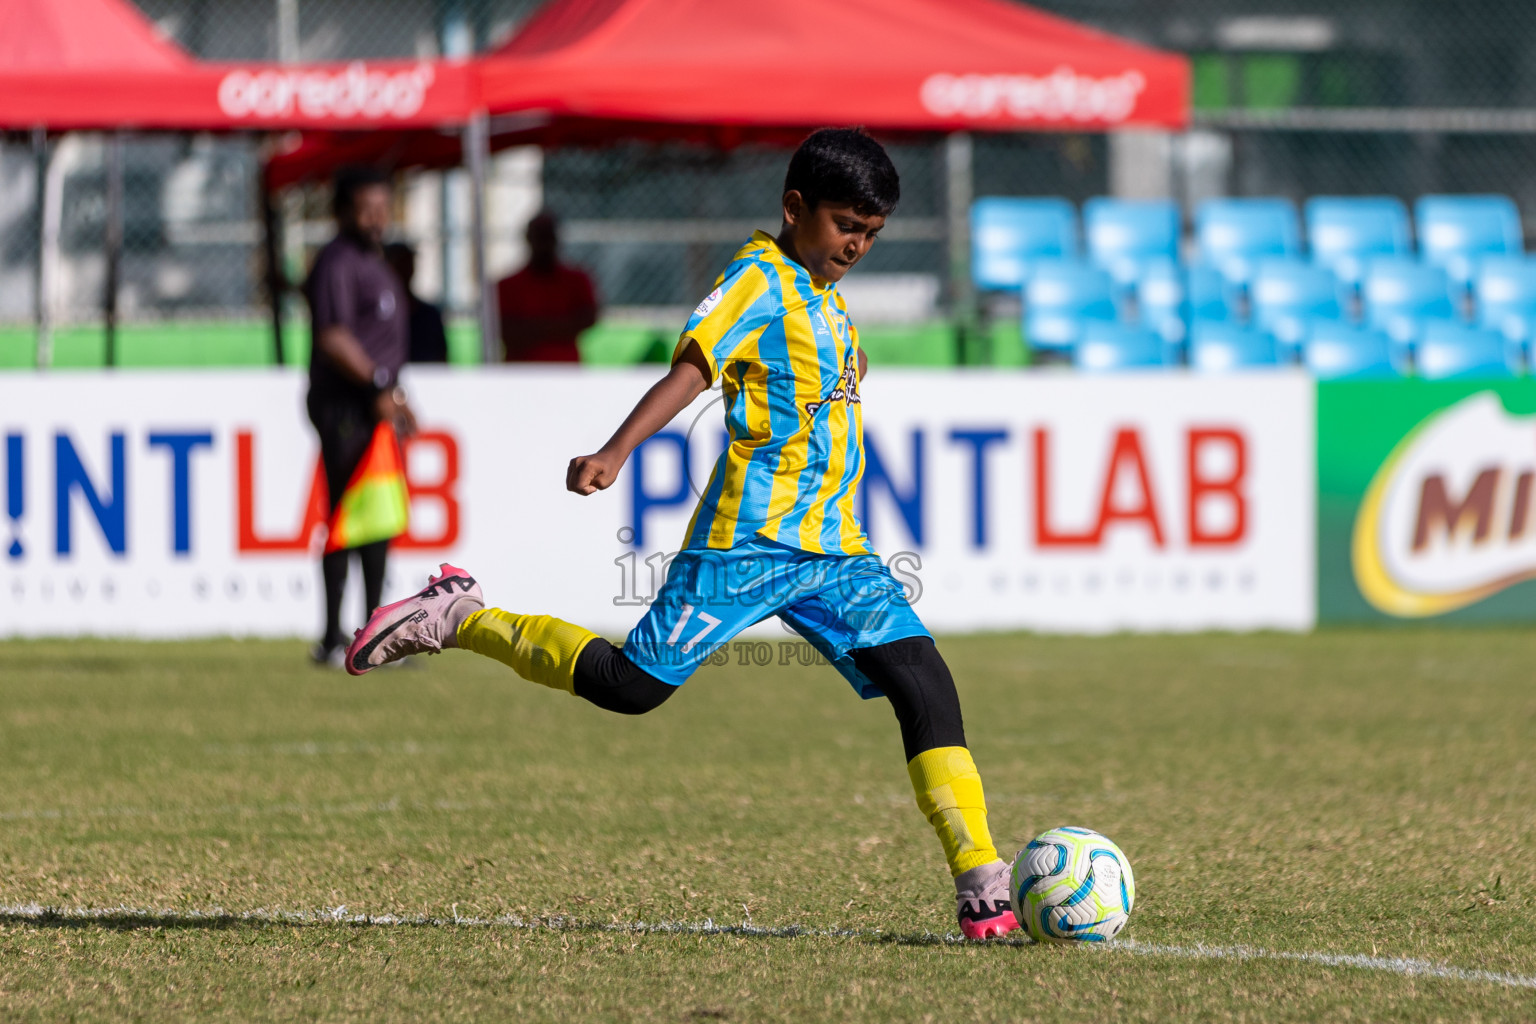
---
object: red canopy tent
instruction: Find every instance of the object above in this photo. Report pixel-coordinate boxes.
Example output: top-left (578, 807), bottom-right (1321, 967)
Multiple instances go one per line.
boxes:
top-left (264, 0), bottom-right (1188, 359)
top-left (478, 0), bottom-right (1187, 137)
top-left (268, 0), bottom-right (1188, 185)
top-left (0, 0), bottom-right (476, 131)
top-left (0, 0), bottom-right (481, 367)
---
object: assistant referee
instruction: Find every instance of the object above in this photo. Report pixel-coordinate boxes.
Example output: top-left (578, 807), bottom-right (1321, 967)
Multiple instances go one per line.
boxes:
top-left (304, 166), bottom-right (418, 666)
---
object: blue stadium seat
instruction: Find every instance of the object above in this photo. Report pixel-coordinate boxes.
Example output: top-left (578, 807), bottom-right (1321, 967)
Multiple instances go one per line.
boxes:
top-left (1416, 321), bottom-right (1515, 380)
top-left (1474, 256), bottom-right (1536, 343)
top-left (1024, 261), bottom-right (1117, 351)
top-left (1362, 258), bottom-right (1456, 348)
top-left (1084, 197), bottom-right (1180, 288)
top-left (1304, 196), bottom-right (1411, 288)
top-left (1073, 322), bottom-right (1166, 371)
top-left (1302, 322), bottom-right (1399, 380)
top-left (971, 197), bottom-right (1079, 291)
top-left (1188, 322), bottom-right (1279, 371)
top-left (1415, 194), bottom-right (1524, 288)
top-left (1186, 264), bottom-right (1238, 323)
top-left (1195, 197), bottom-right (1302, 288)
top-left (1250, 258), bottom-right (1345, 360)
top-left (1133, 258), bottom-right (1187, 345)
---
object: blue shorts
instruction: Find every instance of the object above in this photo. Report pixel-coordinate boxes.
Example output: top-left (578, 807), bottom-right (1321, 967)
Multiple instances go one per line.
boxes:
top-left (623, 536), bottom-right (930, 698)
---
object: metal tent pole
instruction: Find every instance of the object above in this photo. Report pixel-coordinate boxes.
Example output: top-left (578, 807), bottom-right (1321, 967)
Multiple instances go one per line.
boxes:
top-left (260, 166), bottom-right (286, 366)
top-left (37, 131), bottom-right (66, 370)
top-left (274, 0), bottom-right (300, 367)
top-left (464, 111), bottom-right (497, 364)
top-left (276, 0), bottom-right (300, 63)
top-left (944, 131), bottom-right (975, 365)
top-left (30, 128), bottom-right (46, 366)
top-left (103, 130), bottom-right (124, 368)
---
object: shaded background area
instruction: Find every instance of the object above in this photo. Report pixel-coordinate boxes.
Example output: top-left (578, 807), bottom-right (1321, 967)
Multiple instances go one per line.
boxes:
top-left (4, 0), bottom-right (1536, 355)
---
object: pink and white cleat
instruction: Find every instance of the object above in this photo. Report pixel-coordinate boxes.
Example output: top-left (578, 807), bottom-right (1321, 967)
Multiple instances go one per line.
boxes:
top-left (956, 860), bottom-right (1021, 940)
top-left (345, 564), bottom-right (483, 676)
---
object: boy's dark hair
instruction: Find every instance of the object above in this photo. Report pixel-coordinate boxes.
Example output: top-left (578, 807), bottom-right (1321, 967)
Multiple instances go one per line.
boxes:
top-left (332, 165), bottom-right (392, 218)
top-left (784, 127), bottom-right (900, 218)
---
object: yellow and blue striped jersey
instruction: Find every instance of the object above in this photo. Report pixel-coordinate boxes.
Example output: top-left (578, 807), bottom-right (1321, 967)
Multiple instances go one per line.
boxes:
top-left (675, 230), bottom-right (870, 556)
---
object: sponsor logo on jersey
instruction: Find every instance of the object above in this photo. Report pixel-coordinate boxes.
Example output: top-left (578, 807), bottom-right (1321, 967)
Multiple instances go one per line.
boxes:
top-left (693, 287), bottom-right (724, 317)
top-left (803, 355), bottom-right (862, 417)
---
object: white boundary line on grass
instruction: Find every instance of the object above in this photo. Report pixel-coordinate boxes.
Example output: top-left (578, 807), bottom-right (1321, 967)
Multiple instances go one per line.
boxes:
top-left (1107, 938), bottom-right (1536, 991)
top-left (3, 903), bottom-right (1535, 992)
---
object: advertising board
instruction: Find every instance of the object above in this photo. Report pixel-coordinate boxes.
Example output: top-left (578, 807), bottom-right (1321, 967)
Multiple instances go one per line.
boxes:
top-left (0, 368), bottom-right (1315, 638)
top-left (1319, 380), bottom-right (1536, 622)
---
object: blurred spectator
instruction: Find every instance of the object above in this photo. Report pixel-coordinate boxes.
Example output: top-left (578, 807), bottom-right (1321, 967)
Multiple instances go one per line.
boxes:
top-left (303, 166), bottom-right (417, 667)
top-left (384, 241), bottom-right (449, 364)
top-left (497, 210), bottom-right (599, 362)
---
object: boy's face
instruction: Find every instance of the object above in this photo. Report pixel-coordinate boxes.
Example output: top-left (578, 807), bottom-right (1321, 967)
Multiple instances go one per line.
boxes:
top-left (780, 191), bottom-right (885, 283)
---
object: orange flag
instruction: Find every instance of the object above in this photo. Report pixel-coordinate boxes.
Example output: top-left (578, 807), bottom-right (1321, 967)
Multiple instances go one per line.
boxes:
top-left (325, 421), bottom-right (410, 552)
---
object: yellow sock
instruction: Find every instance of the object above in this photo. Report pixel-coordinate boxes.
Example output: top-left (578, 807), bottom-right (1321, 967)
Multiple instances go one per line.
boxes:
top-left (456, 608), bottom-right (599, 694)
top-left (907, 746), bottom-right (999, 877)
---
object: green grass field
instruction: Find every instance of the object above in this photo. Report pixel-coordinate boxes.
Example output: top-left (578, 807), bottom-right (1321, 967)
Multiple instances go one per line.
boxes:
top-left (2, 631), bottom-right (1534, 1021)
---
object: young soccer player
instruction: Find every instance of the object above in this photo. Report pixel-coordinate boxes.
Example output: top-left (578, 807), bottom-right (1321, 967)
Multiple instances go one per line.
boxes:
top-left (346, 128), bottom-right (1018, 939)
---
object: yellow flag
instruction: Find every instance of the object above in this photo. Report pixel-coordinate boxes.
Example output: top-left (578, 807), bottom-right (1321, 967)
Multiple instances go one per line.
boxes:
top-left (325, 422), bottom-right (410, 552)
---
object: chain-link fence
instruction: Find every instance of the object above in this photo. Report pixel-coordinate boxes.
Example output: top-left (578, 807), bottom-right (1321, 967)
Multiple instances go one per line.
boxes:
top-left (131, 0), bottom-right (542, 63)
top-left (547, 141), bottom-right (948, 315)
top-left (1043, 0), bottom-right (1536, 231)
top-left (5, 0), bottom-right (1536, 361)
top-left (0, 132), bottom-right (261, 324)
top-left (0, 138), bottom-right (39, 326)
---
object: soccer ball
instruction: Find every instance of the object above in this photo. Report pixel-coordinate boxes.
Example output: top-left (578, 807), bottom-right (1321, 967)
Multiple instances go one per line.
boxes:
top-left (1010, 826), bottom-right (1135, 943)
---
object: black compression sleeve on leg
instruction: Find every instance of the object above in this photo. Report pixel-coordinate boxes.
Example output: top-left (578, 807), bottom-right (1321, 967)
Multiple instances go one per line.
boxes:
top-left (851, 636), bottom-right (967, 762)
top-left (572, 639), bottom-right (677, 715)
top-left (357, 540), bottom-right (388, 617)
top-left (320, 549), bottom-right (348, 647)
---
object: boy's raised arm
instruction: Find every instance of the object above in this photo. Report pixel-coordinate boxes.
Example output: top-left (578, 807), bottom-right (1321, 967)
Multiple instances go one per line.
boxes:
top-left (566, 339), bottom-right (713, 495)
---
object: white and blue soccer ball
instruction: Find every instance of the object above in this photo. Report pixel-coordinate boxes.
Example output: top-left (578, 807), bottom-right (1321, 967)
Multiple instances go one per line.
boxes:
top-left (1010, 826), bottom-right (1135, 943)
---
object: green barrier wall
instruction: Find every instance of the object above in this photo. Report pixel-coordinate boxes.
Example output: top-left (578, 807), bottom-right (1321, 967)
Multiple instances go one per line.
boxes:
top-left (0, 323), bottom-right (292, 369)
top-left (0, 320), bottom-right (995, 370)
top-left (1318, 379), bottom-right (1536, 623)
